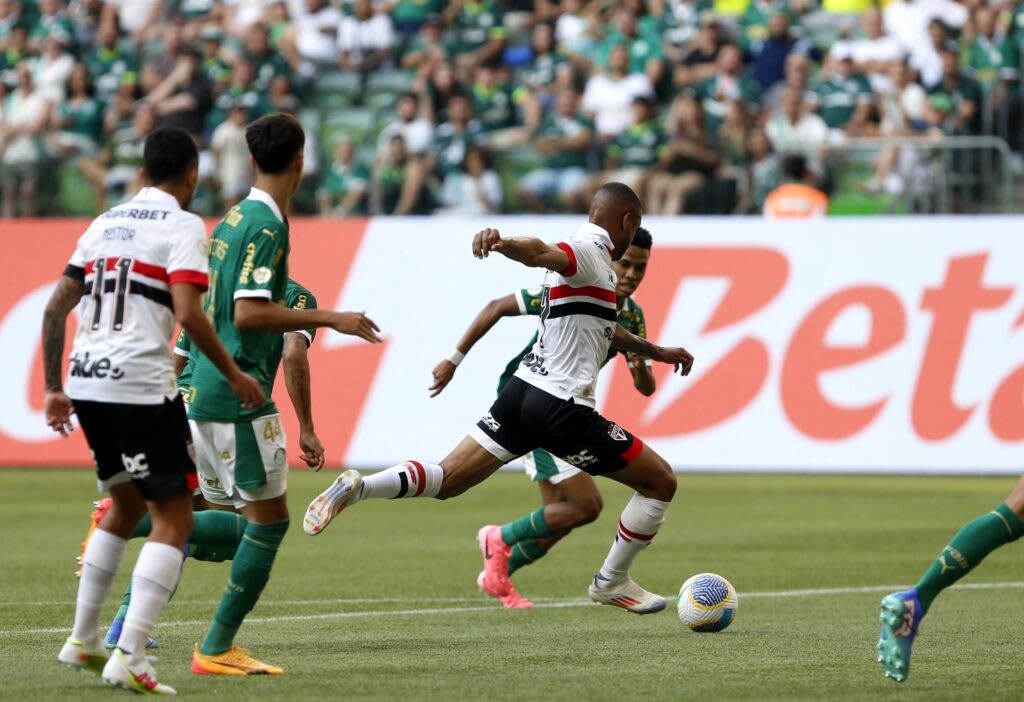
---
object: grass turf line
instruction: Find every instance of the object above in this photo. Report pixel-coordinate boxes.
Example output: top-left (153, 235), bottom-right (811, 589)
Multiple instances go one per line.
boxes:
top-left (0, 470), bottom-right (1021, 701)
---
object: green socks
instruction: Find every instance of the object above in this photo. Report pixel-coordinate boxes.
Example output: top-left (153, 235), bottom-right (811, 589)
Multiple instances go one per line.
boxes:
top-left (130, 511), bottom-right (247, 551)
top-left (508, 540), bottom-right (549, 576)
top-left (915, 502), bottom-right (1024, 612)
top-left (500, 507), bottom-right (552, 546)
top-left (200, 519), bottom-right (289, 656)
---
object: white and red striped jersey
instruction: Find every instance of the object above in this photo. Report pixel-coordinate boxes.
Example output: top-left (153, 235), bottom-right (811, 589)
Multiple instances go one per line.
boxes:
top-left (64, 187), bottom-right (209, 405)
top-left (514, 222), bottom-right (619, 408)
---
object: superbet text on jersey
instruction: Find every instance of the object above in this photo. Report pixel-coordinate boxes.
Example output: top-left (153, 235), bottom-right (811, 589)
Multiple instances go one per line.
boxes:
top-left (64, 187), bottom-right (209, 404)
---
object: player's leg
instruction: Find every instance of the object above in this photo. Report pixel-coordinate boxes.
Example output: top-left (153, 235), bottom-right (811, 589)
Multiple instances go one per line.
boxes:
top-left (876, 473), bottom-right (1024, 682)
top-left (587, 442), bottom-right (675, 614)
top-left (58, 400), bottom-right (145, 675)
top-left (194, 415), bottom-right (289, 675)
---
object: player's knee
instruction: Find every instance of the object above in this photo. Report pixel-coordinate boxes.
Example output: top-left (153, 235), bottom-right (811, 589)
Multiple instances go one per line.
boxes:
top-left (574, 493), bottom-right (603, 525)
top-left (651, 459), bottom-right (677, 502)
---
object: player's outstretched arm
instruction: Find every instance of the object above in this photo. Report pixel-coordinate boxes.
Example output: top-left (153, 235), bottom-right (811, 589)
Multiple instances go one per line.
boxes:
top-left (41, 274), bottom-right (84, 436)
top-left (172, 283), bottom-right (266, 409)
top-left (234, 298), bottom-right (382, 343)
top-left (429, 294), bottom-right (521, 397)
top-left (472, 228), bottom-right (571, 273)
top-left (612, 325), bottom-right (694, 376)
top-left (282, 332), bottom-right (325, 471)
top-left (627, 353), bottom-right (657, 397)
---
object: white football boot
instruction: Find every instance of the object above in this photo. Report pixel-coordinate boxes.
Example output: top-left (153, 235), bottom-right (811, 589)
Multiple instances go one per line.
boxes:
top-left (588, 573), bottom-right (667, 614)
top-left (102, 648), bottom-right (176, 695)
top-left (58, 636), bottom-right (109, 674)
top-left (303, 470), bottom-right (363, 535)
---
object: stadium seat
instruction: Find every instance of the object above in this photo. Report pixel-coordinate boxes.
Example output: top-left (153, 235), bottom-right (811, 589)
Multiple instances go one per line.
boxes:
top-left (320, 108), bottom-right (377, 148)
top-left (365, 69), bottom-right (414, 96)
top-left (317, 71), bottom-right (362, 100)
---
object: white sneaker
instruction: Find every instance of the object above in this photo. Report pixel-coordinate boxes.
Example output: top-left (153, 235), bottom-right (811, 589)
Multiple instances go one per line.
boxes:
top-left (58, 636), bottom-right (109, 674)
top-left (303, 470), bottom-right (363, 535)
top-left (102, 648), bottom-right (176, 695)
top-left (588, 573), bottom-right (667, 614)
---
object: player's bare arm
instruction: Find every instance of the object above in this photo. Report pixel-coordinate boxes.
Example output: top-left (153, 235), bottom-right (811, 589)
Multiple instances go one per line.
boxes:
top-left (41, 274), bottom-right (85, 436)
top-left (430, 294), bottom-right (521, 397)
top-left (472, 228), bottom-right (571, 273)
top-left (627, 353), bottom-right (657, 396)
top-left (171, 282), bottom-right (265, 409)
top-left (612, 325), bottom-right (693, 376)
top-left (234, 298), bottom-right (382, 343)
top-left (172, 352), bottom-right (188, 377)
top-left (283, 332), bottom-right (324, 471)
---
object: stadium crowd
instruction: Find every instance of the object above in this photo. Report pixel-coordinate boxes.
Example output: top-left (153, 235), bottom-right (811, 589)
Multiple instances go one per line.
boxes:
top-left (0, 0), bottom-right (1021, 218)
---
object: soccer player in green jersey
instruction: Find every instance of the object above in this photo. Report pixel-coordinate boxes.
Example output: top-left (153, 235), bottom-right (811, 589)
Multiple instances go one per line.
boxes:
top-left (876, 483), bottom-right (1024, 682)
top-left (187, 114), bottom-right (381, 676)
top-left (92, 279), bottom-right (325, 651)
top-left (429, 228), bottom-right (656, 607)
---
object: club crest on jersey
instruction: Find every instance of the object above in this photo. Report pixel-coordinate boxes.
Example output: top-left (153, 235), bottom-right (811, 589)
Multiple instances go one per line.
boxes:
top-left (607, 423), bottom-right (628, 441)
top-left (252, 266), bottom-right (273, 285)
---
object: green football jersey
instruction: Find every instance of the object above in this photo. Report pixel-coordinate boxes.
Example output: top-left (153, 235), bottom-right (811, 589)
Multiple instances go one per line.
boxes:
top-left (176, 279), bottom-right (317, 406)
top-left (607, 120), bottom-right (668, 169)
top-left (188, 195), bottom-right (290, 422)
top-left (810, 73), bottom-right (873, 129)
top-left (496, 288), bottom-right (648, 393)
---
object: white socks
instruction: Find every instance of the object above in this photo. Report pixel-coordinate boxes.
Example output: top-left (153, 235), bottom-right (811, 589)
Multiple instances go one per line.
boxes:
top-left (117, 542), bottom-right (184, 664)
top-left (360, 461), bottom-right (444, 499)
top-left (598, 493), bottom-right (668, 583)
top-left (71, 529), bottom-right (127, 644)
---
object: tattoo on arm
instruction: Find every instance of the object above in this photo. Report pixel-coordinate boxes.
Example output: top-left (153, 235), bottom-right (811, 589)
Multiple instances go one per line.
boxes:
top-left (42, 276), bottom-right (84, 392)
top-left (283, 333), bottom-right (313, 429)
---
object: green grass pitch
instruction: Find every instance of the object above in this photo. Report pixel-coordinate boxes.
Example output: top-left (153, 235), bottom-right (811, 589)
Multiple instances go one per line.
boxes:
top-left (1, 470), bottom-right (1022, 701)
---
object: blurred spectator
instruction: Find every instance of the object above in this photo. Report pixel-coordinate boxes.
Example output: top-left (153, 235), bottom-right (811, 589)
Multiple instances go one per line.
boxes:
top-left (515, 22), bottom-right (573, 108)
top-left (582, 42), bottom-right (655, 139)
top-left (199, 27), bottom-right (230, 86)
top-left (868, 60), bottom-right (930, 196)
top-left (600, 7), bottom-right (666, 87)
top-left (1, 24), bottom-right (30, 84)
top-left (912, 18), bottom-right (951, 89)
top-left (84, 19), bottom-right (137, 103)
top-left (146, 51), bottom-right (211, 138)
top-left (243, 23), bottom-right (291, 92)
top-left (848, 9), bottom-right (903, 94)
top-left (0, 0), bottom-right (22, 52)
top-left (748, 12), bottom-right (798, 94)
top-left (80, 102), bottom-right (157, 207)
top-left (206, 58), bottom-right (271, 134)
top-left (210, 102), bottom-right (255, 204)
top-left (884, 0), bottom-right (966, 71)
top-left (597, 95), bottom-right (666, 196)
top-left (446, 0), bottom-right (506, 70)
top-left (430, 93), bottom-right (483, 179)
top-left (807, 45), bottom-right (873, 136)
top-left (223, 0), bottom-right (273, 37)
top-left (318, 136), bottom-right (369, 216)
top-left (517, 87), bottom-right (592, 213)
top-left (101, 0), bottom-right (161, 46)
top-left (963, 6), bottom-right (1019, 89)
top-left (695, 44), bottom-right (761, 136)
top-left (338, 0), bottom-right (396, 72)
top-left (763, 154), bottom-right (828, 218)
top-left (386, 0), bottom-right (445, 39)
top-left (765, 86), bottom-right (828, 173)
top-left (287, 0), bottom-right (342, 66)
top-left (377, 90), bottom-right (434, 157)
top-left (372, 134), bottom-right (430, 215)
top-left (49, 62), bottom-right (103, 156)
top-left (400, 13), bottom-right (449, 73)
top-left (648, 92), bottom-right (718, 214)
top-left (469, 57), bottom-right (538, 147)
top-left (740, 0), bottom-right (800, 53)
top-left (1, 62), bottom-right (52, 217)
top-left (924, 45), bottom-right (980, 135)
top-left (174, 0), bottom-right (225, 42)
top-left (674, 19), bottom-right (723, 88)
top-left (30, 0), bottom-right (74, 52)
top-left (747, 126), bottom-right (780, 211)
top-left (420, 60), bottom-right (463, 124)
top-left (32, 34), bottom-right (74, 101)
top-left (437, 142), bottom-right (502, 214)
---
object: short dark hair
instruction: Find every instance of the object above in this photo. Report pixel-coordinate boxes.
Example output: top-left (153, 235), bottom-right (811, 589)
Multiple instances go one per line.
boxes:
top-left (399, 90), bottom-right (419, 105)
top-left (631, 227), bottom-right (652, 249)
top-left (782, 154), bottom-right (808, 181)
top-left (596, 181), bottom-right (642, 211)
top-left (143, 127), bottom-right (198, 185)
top-left (245, 113), bottom-right (305, 174)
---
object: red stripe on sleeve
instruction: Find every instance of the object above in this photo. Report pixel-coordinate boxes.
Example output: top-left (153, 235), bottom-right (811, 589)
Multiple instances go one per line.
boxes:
top-left (133, 261), bottom-right (169, 281)
top-left (169, 270), bottom-right (209, 291)
top-left (549, 284), bottom-right (616, 303)
top-left (411, 460), bottom-right (427, 497)
top-left (555, 242), bottom-right (578, 277)
top-left (622, 437), bottom-right (644, 464)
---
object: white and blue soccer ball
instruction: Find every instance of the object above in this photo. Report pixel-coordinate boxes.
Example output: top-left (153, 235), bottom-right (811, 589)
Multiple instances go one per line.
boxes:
top-left (676, 573), bottom-right (738, 632)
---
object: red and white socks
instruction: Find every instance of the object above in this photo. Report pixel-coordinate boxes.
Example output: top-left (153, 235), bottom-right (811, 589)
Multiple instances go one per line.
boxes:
top-left (360, 461), bottom-right (444, 500)
top-left (71, 528), bottom-right (127, 644)
top-left (597, 493), bottom-right (668, 583)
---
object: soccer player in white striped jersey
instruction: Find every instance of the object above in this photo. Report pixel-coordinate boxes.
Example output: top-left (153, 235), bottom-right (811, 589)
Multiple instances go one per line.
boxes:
top-left (43, 127), bottom-right (264, 694)
top-left (304, 183), bottom-right (693, 614)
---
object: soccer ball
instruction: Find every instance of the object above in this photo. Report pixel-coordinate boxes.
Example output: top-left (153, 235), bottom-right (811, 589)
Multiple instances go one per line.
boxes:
top-left (676, 573), bottom-right (738, 632)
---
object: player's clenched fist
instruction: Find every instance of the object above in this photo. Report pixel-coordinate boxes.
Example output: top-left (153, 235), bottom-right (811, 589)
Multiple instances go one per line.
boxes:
top-left (473, 228), bottom-right (503, 258)
top-left (655, 346), bottom-right (694, 376)
top-left (330, 311), bottom-right (382, 343)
